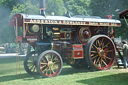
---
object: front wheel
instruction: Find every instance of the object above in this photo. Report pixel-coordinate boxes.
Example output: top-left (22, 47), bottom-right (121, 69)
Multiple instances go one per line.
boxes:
top-left (85, 35), bottom-right (115, 70)
top-left (37, 50), bottom-right (63, 77)
top-left (24, 51), bottom-right (38, 75)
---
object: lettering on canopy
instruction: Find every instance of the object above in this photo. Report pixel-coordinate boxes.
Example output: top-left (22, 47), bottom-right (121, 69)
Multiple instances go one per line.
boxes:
top-left (24, 19), bottom-right (120, 26)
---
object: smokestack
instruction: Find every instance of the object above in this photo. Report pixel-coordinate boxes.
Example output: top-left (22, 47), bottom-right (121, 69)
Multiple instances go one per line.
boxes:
top-left (39, 0), bottom-right (46, 16)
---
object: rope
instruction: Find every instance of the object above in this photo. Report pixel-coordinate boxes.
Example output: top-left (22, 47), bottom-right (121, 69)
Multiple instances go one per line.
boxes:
top-left (15, 43), bottom-right (25, 78)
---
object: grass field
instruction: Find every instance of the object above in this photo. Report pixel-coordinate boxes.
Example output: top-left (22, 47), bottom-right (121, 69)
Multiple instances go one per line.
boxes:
top-left (0, 56), bottom-right (128, 85)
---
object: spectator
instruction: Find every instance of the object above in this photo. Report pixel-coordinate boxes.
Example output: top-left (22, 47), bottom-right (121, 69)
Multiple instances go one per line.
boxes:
top-left (122, 40), bottom-right (128, 68)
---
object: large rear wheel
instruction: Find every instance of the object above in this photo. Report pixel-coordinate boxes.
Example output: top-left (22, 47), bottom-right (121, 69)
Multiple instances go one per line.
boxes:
top-left (37, 50), bottom-right (63, 77)
top-left (85, 35), bottom-right (115, 70)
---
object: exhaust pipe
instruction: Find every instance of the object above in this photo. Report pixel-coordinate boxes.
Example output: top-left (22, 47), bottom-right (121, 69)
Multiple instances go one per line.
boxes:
top-left (39, 0), bottom-right (46, 16)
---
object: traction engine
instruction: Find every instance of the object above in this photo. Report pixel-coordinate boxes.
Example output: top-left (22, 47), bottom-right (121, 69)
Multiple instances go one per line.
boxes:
top-left (10, 0), bottom-right (121, 77)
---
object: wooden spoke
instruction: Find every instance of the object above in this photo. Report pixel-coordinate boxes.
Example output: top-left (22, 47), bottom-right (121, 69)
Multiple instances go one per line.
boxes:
top-left (49, 67), bottom-right (52, 75)
top-left (103, 42), bottom-right (110, 49)
top-left (104, 50), bottom-right (113, 53)
top-left (51, 55), bottom-right (54, 61)
top-left (91, 55), bottom-right (98, 60)
top-left (96, 40), bottom-right (98, 46)
top-left (45, 69), bottom-right (48, 75)
top-left (95, 57), bottom-right (100, 65)
top-left (91, 51), bottom-right (97, 53)
top-left (94, 59), bottom-right (96, 64)
top-left (33, 66), bottom-right (36, 72)
top-left (102, 60), bottom-right (108, 66)
top-left (51, 68), bottom-right (55, 74)
top-left (27, 64), bottom-right (33, 67)
top-left (102, 42), bottom-right (104, 49)
top-left (91, 54), bottom-right (94, 56)
top-left (99, 40), bottom-right (102, 48)
top-left (41, 57), bottom-right (47, 63)
top-left (104, 55), bottom-right (111, 60)
top-left (45, 55), bottom-right (49, 62)
top-left (53, 61), bottom-right (59, 64)
top-left (43, 67), bottom-right (49, 72)
top-left (40, 62), bottom-right (48, 65)
top-left (27, 61), bottom-right (33, 64)
top-left (99, 61), bottom-right (101, 68)
top-left (40, 65), bottom-right (47, 69)
top-left (53, 65), bottom-right (58, 70)
top-left (100, 38), bottom-right (104, 48)
top-left (92, 44), bottom-right (98, 49)
top-left (30, 64), bottom-right (34, 70)
top-left (52, 56), bottom-right (57, 61)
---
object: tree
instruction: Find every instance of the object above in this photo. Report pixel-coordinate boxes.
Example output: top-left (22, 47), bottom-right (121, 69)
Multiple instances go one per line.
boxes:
top-left (90, 0), bottom-right (128, 39)
top-left (0, 0), bottom-right (17, 43)
top-left (46, 0), bottom-right (66, 15)
top-left (63, 0), bottom-right (91, 16)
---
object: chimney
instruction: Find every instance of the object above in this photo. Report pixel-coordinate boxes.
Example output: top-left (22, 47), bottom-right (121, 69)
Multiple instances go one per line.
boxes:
top-left (39, 0), bottom-right (46, 16)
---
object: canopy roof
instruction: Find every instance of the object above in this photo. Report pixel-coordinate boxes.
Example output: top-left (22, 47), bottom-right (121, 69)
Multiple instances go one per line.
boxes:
top-left (10, 13), bottom-right (121, 27)
top-left (120, 9), bottom-right (128, 19)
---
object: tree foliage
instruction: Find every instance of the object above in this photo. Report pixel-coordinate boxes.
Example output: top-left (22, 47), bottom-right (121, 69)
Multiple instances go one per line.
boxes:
top-left (63, 0), bottom-right (91, 16)
top-left (90, 0), bottom-right (128, 39)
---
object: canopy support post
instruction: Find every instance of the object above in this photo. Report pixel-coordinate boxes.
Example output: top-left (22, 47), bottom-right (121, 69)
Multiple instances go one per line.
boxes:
top-left (124, 16), bottom-right (128, 26)
top-left (15, 18), bottom-right (18, 37)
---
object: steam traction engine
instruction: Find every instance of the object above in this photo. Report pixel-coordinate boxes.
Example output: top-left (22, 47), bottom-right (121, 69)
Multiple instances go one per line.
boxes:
top-left (10, 0), bottom-right (121, 77)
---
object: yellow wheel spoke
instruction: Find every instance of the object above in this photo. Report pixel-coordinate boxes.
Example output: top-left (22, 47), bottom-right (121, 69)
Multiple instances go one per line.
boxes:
top-left (91, 51), bottom-right (97, 53)
top-left (99, 41), bottom-right (102, 48)
top-left (41, 65), bottom-right (47, 69)
top-left (104, 55), bottom-right (111, 60)
top-left (52, 57), bottom-right (57, 61)
top-left (41, 57), bottom-right (47, 62)
top-left (51, 55), bottom-right (54, 61)
top-left (42, 66), bottom-right (48, 72)
top-left (95, 57), bottom-right (100, 65)
top-left (104, 50), bottom-right (113, 53)
top-left (91, 54), bottom-right (94, 56)
top-left (53, 61), bottom-right (59, 64)
top-left (91, 55), bottom-right (98, 59)
top-left (101, 38), bottom-right (104, 49)
top-left (102, 60), bottom-right (108, 66)
top-left (50, 67), bottom-right (52, 75)
top-left (96, 40), bottom-right (98, 46)
top-left (99, 61), bottom-right (101, 68)
top-left (103, 42), bottom-right (110, 49)
top-left (94, 59), bottom-right (96, 64)
top-left (51, 68), bottom-right (55, 74)
top-left (53, 66), bottom-right (58, 70)
top-left (92, 44), bottom-right (98, 49)
top-left (33, 66), bottom-right (36, 72)
top-left (40, 62), bottom-right (48, 65)
top-left (45, 56), bottom-right (49, 62)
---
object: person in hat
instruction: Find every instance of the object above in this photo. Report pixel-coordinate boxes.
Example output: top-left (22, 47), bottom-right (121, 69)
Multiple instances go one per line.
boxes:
top-left (122, 40), bottom-right (128, 68)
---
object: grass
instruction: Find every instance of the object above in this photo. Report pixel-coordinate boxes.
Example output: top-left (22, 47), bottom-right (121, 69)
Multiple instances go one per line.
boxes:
top-left (0, 56), bottom-right (128, 85)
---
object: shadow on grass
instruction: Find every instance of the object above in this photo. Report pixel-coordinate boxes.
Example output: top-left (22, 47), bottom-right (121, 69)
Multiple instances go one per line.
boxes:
top-left (60, 66), bottom-right (93, 76)
top-left (76, 72), bottom-right (128, 85)
top-left (0, 73), bottom-right (43, 82)
top-left (0, 66), bottom-right (92, 82)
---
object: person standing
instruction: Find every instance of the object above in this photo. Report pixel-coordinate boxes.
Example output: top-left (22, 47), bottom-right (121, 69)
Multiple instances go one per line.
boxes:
top-left (122, 40), bottom-right (128, 68)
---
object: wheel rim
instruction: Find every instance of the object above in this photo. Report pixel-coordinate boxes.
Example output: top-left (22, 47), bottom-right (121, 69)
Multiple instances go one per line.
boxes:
top-left (39, 52), bottom-right (62, 77)
top-left (89, 36), bottom-right (115, 70)
top-left (24, 52), bottom-right (38, 74)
